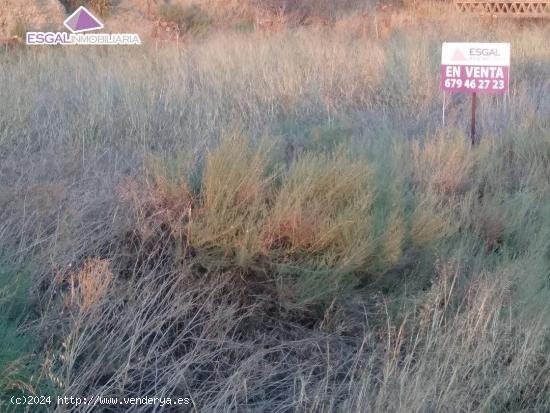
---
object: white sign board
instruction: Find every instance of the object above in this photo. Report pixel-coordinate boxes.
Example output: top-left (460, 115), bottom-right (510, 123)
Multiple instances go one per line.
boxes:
top-left (441, 42), bottom-right (510, 94)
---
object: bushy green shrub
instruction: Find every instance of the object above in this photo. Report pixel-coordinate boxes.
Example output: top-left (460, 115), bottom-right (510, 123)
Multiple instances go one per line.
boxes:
top-left (10, 19), bottom-right (27, 39)
top-left (0, 265), bottom-right (55, 411)
top-left (131, 135), bottom-right (460, 303)
top-left (159, 4), bottom-right (211, 36)
top-left (59, 0), bottom-right (113, 17)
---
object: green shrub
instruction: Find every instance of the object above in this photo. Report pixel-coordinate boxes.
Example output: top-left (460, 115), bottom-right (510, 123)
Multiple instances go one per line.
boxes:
top-left (132, 134), bottom-right (463, 304)
top-left (0, 265), bottom-right (55, 411)
top-left (59, 0), bottom-right (113, 17)
top-left (188, 135), bottom-right (275, 268)
top-left (277, 120), bottom-right (354, 160)
top-left (265, 148), bottom-right (377, 301)
top-left (159, 4), bottom-right (212, 36)
top-left (10, 19), bottom-right (27, 39)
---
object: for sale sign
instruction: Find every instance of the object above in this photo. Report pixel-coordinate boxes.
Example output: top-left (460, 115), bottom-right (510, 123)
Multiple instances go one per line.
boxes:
top-left (441, 42), bottom-right (510, 94)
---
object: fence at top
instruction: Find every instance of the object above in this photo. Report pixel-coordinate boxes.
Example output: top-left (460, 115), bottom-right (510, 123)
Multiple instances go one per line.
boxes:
top-left (455, 0), bottom-right (550, 18)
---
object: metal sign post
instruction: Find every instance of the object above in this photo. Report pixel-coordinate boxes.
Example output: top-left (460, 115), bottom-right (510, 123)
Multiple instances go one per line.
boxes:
top-left (442, 91), bottom-right (446, 127)
top-left (470, 92), bottom-right (477, 145)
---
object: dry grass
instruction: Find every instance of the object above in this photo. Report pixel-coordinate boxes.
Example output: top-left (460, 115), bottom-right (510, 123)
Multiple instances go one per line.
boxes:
top-left (0, 4), bottom-right (549, 412)
top-left (61, 258), bottom-right (113, 313)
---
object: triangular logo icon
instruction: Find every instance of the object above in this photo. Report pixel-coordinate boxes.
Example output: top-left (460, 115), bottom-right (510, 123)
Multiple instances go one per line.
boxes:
top-left (64, 6), bottom-right (104, 33)
top-left (451, 48), bottom-right (467, 62)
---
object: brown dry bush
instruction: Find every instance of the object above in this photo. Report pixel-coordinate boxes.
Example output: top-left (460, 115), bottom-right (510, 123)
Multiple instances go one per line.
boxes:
top-left (60, 258), bottom-right (113, 313)
top-left (119, 162), bottom-right (193, 243)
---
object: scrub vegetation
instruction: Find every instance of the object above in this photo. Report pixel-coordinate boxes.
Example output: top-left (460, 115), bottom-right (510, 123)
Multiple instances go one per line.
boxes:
top-left (0, 3), bottom-right (549, 412)
top-left (59, 0), bottom-right (114, 16)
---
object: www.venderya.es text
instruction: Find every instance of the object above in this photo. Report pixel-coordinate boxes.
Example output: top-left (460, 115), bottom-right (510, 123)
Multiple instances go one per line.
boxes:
top-left (10, 395), bottom-right (191, 407)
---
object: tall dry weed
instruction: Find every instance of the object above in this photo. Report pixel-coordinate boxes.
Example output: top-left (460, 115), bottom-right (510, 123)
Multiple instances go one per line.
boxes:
top-left (62, 258), bottom-right (113, 313)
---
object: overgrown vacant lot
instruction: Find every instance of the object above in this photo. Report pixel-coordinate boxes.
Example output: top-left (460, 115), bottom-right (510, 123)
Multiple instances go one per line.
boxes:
top-left (0, 9), bottom-right (549, 413)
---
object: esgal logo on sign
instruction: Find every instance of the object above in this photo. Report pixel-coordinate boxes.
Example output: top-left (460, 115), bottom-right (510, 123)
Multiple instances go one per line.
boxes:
top-left (469, 48), bottom-right (502, 57)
